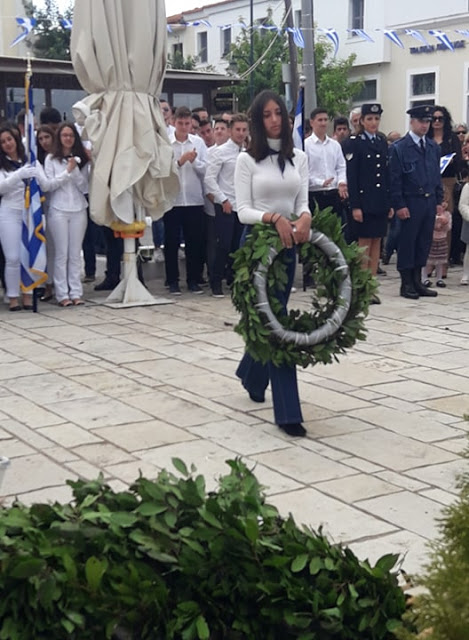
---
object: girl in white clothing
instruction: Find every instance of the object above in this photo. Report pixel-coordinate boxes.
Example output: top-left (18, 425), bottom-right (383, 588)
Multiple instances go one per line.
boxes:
top-left (44, 122), bottom-right (89, 306)
top-left (36, 125), bottom-right (56, 302)
top-left (457, 182), bottom-right (469, 284)
top-left (234, 90), bottom-right (312, 438)
top-left (0, 125), bottom-right (36, 311)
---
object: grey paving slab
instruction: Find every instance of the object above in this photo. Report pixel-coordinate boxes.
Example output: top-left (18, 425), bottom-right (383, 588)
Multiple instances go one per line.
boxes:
top-left (0, 264), bottom-right (468, 576)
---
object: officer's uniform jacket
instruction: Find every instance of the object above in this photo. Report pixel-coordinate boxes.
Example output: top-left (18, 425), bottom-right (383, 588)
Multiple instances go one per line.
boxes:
top-left (389, 133), bottom-right (443, 212)
top-left (346, 133), bottom-right (390, 215)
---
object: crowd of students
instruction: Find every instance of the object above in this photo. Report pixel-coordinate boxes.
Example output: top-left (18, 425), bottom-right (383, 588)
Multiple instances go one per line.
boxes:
top-left (1, 98), bottom-right (468, 310)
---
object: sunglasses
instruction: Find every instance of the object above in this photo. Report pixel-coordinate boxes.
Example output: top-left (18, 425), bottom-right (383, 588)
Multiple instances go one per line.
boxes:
top-left (456, 130), bottom-right (467, 135)
top-left (432, 116), bottom-right (444, 122)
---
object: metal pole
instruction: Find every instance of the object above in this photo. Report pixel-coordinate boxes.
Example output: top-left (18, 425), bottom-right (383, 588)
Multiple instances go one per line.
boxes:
top-left (249, 0), bottom-right (254, 103)
top-left (301, 0), bottom-right (316, 119)
top-left (285, 0), bottom-right (299, 111)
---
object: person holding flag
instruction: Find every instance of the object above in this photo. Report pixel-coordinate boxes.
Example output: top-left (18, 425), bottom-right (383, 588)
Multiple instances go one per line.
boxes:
top-left (0, 124), bottom-right (37, 310)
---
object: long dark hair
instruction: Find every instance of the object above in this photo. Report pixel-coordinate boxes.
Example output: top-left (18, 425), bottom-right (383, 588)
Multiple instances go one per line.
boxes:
top-left (51, 122), bottom-right (89, 167)
top-left (0, 124), bottom-right (26, 172)
top-left (247, 90), bottom-right (294, 164)
top-left (36, 125), bottom-right (55, 166)
top-left (428, 105), bottom-right (453, 141)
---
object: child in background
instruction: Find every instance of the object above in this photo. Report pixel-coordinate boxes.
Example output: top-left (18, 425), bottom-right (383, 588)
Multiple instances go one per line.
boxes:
top-left (423, 196), bottom-right (452, 288)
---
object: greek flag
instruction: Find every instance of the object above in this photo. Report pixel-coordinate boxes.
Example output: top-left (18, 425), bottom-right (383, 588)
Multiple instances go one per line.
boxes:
top-left (440, 153), bottom-right (456, 175)
top-left (61, 19), bottom-right (73, 30)
top-left (20, 71), bottom-right (47, 296)
top-left (383, 30), bottom-right (404, 49)
top-left (405, 29), bottom-right (428, 46)
top-left (10, 16), bottom-right (36, 47)
top-left (292, 87), bottom-right (304, 151)
top-left (429, 30), bottom-right (454, 51)
top-left (323, 28), bottom-right (340, 56)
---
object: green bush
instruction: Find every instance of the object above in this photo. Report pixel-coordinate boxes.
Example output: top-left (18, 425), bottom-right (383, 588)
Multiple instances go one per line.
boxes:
top-left (395, 451), bottom-right (469, 640)
top-left (0, 459), bottom-right (409, 639)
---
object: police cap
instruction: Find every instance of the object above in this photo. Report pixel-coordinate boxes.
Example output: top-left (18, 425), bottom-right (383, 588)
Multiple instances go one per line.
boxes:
top-left (361, 103), bottom-right (383, 116)
top-left (406, 104), bottom-right (435, 120)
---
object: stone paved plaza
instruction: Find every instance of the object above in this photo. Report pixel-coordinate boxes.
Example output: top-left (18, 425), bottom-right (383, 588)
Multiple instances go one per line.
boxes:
top-left (0, 258), bottom-right (468, 575)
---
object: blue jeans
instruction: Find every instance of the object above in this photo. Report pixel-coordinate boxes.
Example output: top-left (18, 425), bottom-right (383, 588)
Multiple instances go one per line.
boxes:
top-left (236, 246), bottom-right (303, 425)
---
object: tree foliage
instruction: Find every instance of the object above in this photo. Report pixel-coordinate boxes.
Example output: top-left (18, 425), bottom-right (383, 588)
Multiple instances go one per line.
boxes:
top-left (228, 12), bottom-right (362, 115)
top-left (22, 0), bottom-right (73, 61)
top-left (167, 50), bottom-right (198, 71)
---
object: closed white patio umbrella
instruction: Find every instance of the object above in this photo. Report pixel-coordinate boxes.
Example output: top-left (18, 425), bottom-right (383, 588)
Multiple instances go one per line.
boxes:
top-left (71, 0), bottom-right (179, 306)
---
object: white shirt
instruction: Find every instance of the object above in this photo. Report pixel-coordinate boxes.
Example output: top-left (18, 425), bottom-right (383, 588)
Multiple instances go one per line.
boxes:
top-left (235, 148), bottom-right (310, 225)
top-left (204, 138), bottom-right (242, 211)
top-left (0, 167), bottom-right (28, 210)
top-left (305, 133), bottom-right (347, 191)
top-left (44, 156), bottom-right (89, 211)
top-left (170, 132), bottom-right (207, 206)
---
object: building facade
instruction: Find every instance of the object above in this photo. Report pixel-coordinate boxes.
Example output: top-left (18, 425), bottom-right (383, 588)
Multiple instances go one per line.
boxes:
top-left (167, 0), bottom-right (469, 132)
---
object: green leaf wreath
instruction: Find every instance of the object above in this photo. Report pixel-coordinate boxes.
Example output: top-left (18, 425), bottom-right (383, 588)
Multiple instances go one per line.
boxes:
top-left (231, 208), bottom-right (377, 369)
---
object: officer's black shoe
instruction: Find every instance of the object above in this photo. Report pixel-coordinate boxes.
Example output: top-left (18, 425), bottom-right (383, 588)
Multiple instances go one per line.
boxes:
top-left (413, 268), bottom-right (438, 297)
top-left (399, 270), bottom-right (419, 299)
top-left (94, 278), bottom-right (119, 291)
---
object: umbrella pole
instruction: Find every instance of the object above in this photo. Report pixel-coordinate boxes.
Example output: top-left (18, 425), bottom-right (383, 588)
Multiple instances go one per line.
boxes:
top-left (105, 204), bottom-right (172, 308)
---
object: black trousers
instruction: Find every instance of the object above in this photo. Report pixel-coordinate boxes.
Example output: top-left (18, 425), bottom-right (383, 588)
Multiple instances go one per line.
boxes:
top-left (211, 204), bottom-right (243, 287)
top-left (309, 190), bottom-right (342, 218)
top-left (164, 205), bottom-right (205, 286)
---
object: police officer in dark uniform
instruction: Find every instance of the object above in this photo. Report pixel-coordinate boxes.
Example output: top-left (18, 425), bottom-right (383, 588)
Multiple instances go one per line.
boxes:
top-left (390, 105), bottom-right (444, 299)
top-left (346, 103), bottom-right (392, 303)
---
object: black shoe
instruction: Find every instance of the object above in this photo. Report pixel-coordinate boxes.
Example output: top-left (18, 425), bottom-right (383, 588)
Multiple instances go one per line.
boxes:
top-left (377, 266), bottom-right (387, 276)
top-left (188, 283), bottom-right (203, 294)
top-left (211, 285), bottom-right (225, 298)
top-left (436, 279), bottom-right (446, 288)
top-left (370, 294), bottom-right (381, 304)
top-left (22, 305), bottom-right (34, 311)
top-left (249, 392), bottom-right (265, 403)
top-left (279, 423), bottom-right (307, 437)
top-left (169, 283), bottom-right (182, 295)
top-left (94, 278), bottom-right (119, 291)
top-left (423, 279), bottom-right (432, 288)
top-left (9, 305), bottom-right (21, 312)
top-left (382, 253), bottom-right (391, 265)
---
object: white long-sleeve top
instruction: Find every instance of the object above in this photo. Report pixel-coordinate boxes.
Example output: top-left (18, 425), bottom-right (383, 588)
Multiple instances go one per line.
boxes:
top-left (170, 132), bottom-right (206, 206)
top-left (204, 138), bottom-right (242, 210)
top-left (305, 133), bottom-right (347, 192)
top-left (459, 182), bottom-right (469, 222)
top-left (44, 155), bottom-right (89, 211)
top-left (0, 167), bottom-right (28, 210)
top-left (234, 148), bottom-right (310, 225)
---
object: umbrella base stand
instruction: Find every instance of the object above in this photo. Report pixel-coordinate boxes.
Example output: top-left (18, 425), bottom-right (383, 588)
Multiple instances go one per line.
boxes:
top-left (105, 239), bottom-right (172, 308)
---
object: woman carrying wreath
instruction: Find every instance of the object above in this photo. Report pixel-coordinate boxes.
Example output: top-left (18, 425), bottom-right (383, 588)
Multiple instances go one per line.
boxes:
top-left (234, 90), bottom-right (312, 438)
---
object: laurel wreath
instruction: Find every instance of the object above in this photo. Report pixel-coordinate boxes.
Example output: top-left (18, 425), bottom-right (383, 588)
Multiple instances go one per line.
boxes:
top-left (231, 208), bottom-right (377, 369)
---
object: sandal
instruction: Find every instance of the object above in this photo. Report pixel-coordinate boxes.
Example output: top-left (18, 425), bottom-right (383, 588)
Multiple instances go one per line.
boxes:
top-left (72, 298), bottom-right (85, 306)
top-left (58, 299), bottom-right (72, 307)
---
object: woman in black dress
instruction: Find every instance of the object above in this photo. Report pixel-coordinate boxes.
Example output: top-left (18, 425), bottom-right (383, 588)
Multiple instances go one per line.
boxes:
top-left (427, 106), bottom-right (464, 267)
top-left (346, 103), bottom-right (393, 304)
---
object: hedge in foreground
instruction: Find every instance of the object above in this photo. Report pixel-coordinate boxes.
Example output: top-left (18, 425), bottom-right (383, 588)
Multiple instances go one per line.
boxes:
top-left (0, 458), bottom-right (409, 639)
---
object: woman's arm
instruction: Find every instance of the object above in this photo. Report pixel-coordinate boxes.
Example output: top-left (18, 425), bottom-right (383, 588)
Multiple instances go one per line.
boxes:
top-left (43, 156), bottom-right (72, 192)
top-left (234, 153), bottom-right (264, 224)
top-left (458, 183), bottom-right (469, 222)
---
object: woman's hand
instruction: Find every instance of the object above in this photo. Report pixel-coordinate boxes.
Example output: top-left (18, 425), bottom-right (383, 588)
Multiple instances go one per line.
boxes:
top-left (274, 215), bottom-right (296, 248)
top-left (66, 157), bottom-right (77, 173)
top-left (291, 213), bottom-right (311, 244)
top-left (352, 208), bottom-right (363, 223)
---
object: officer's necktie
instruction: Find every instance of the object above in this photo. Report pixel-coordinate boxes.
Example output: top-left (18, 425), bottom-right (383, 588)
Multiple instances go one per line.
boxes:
top-left (419, 138), bottom-right (425, 152)
top-left (371, 136), bottom-right (375, 144)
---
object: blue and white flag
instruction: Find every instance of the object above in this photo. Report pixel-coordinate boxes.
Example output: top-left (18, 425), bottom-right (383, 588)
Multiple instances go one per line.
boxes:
top-left (20, 70), bottom-right (47, 296)
top-left (290, 27), bottom-right (305, 49)
top-left (348, 29), bottom-right (374, 42)
top-left (10, 16), bottom-right (36, 47)
top-left (405, 29), bottom-right (429, 46)
top-left (383, 29), bottom-right (404, 48)
top-left (293, 86), bottom-right (304, 151)
top-left (429, 30), bottom-right (454, 51)
top-left (440, 153), bottom-right (456, 175)
top-left (322, 28), bottom-right (340, 56)
top-left (61, 18), bottom-right (73, 30)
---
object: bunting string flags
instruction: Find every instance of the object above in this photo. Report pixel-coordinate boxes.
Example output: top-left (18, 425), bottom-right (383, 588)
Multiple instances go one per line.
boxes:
top-left (10, 16), bottom-right (36, 47)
